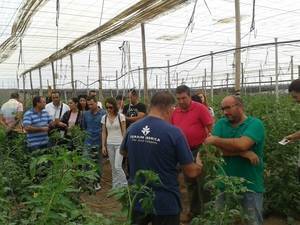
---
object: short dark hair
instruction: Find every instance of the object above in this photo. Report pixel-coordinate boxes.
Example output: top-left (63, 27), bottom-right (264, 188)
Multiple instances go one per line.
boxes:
top-left (33, 96), bottom-right (42, 107)
top-left (150, 91), bottom-right (175, 110)
top-left (86, 96), bottom-right (97, 102)
top-left (129, 88), bottom-right (137, 96)
top-left (89, 90), bottom-right (97, 94)
top-left (10, 92), bottom-right (19, 99)
top-left (51, 90), bottom-right (60, 96)
top-left (175, 85), bottom-right (191, 96)
top-left (116, 95), bottom-right (125, 101)
top-left (288, 79), bottom-right (300, 93)
top-left (105, 97), bottom-right (118, 114)
top-left (191, 94), bottom-right (202, 103)
top-left (70, 97), bottom-right (79, 104)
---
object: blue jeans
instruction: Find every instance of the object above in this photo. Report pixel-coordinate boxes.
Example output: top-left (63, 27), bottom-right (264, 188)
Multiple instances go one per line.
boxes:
top-left (216, 192), bottom-right (263, 225)
top-left (83, 145), bottom-right (102, 183)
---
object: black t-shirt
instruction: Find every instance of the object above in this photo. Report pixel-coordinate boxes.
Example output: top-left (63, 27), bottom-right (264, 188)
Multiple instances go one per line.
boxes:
top-left (123, 102), bottom-right (147, 128)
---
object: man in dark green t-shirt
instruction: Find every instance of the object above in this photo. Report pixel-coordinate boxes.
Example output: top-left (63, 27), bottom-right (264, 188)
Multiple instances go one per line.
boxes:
top-left (204, 95), bottom-right (265, 225)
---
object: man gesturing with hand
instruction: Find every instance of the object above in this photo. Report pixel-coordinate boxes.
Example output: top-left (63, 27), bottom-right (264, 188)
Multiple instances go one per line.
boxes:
top-left (204, 95), bottom-right (265, 225)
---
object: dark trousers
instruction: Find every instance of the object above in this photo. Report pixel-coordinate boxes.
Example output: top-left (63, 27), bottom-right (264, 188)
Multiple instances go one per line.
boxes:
top-left (132, 211), bottom-right (180, 225)
top-left (184, 147), bottom-right (210, 216)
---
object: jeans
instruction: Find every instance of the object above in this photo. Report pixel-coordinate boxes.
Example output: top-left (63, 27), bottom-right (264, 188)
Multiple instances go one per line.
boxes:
top-left (107, 144), bottom-right (127, 188)
top-left (216, 192), bottom-right (263, 225)
top-left (83, 145), bottom-right (102, 183)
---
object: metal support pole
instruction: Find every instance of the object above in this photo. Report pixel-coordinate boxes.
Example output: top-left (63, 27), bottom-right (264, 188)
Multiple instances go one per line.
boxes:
top-left (176, 72), bottom-right (179, 87)
top-left (226, 73), bottom-right (229, 94)
top-left (16, 73), bottom-right (20, 91)
top-left (210, 52), bottom-right (214, 102)
top-left (51, 61), bottom-right (56, 89)
top-left (275, 38), bottom-right (279, 101)
top-left (241, 62), bottom-right (244, 90)
top-left (204, 68), bottom-right (207, 95)
top-left (70, 54), bottom-right (75, 96)
top-left (167, 60), bottom-right (171, 92)
top-left (298, 65), bottom-right (300, 78)
top-left (38, 68), bottom-right (43, 96)
top-left (22, 75), bottom-right (26, 108)
top-left (156, 75), bottom-right (158, 90)
top-left (235, 0), bottom-right (241, 96)
top-left (116, 70), bottom-right (119, 96)
top-left (141, 23), bottom-right (148, 105)
top-left (29, 71), bottom-right (33, 94)
top-left (138, 66), bottom-right (141, 96)
top-left (97, 42), bottom-right (104, 102)
top-left (291, 56), bottom-right (294, 81)
top-left (259, 69), bottom-right (262, 93)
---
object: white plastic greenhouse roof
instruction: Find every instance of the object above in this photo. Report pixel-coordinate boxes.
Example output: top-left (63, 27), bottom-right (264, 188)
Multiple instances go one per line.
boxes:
top-left (1, 0), bottom-right (300, 90)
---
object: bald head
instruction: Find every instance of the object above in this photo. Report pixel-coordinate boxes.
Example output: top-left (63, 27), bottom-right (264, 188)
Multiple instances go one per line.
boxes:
top-left (221, 95), bottom-right (245, 124)
top-left (222, 95), bottom-right (243, 108)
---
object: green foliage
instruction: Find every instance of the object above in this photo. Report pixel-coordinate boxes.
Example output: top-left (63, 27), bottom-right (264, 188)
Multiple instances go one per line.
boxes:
top-left (212, 94), bottom-right (300, 219)
top-left (191, 145), bottom-right (249, 225)
top-left (0, 126), bottom-right (112, 225)
top-left (109, 170), bottom-right (162, 225)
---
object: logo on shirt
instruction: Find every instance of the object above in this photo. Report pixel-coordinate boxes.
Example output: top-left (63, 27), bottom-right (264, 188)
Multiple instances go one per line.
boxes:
top-left (129, 125), bottom-right (160, 145)
top-left (141, 125), bottom-right (150, 136)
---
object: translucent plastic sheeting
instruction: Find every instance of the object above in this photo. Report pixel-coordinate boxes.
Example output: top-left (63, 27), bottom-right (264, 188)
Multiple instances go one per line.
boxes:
top-left (0, 0), bottom-right (300, 90)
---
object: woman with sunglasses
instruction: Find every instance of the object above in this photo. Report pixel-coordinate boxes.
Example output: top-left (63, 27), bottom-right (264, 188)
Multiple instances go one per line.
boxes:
top-left (101, 97), bottom-right (127, 188)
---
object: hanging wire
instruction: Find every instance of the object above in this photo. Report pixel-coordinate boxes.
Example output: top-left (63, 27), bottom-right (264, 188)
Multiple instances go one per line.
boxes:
top-left (250, 0), bottom-right (256, 32)
top-left (173, 0), bottom-right (199, 77)
top-left (99, 0), bottom-right (105, 26)
top-left (55, 0), bottom-right (60, 81)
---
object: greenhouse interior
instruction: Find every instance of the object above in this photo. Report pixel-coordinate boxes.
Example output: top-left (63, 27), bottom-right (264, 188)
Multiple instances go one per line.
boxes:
top-left (0, 0), bottom-right (299, 224)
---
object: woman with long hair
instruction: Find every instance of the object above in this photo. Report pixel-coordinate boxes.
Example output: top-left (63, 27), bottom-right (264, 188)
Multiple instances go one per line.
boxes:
top-left (101, 97), bottom-right (127, 188)
top-left (196, 91), bottom-right (215, 117)
top-left (78, 95), bottom-right (89, 111)
top-left (61, 97), bottom-right (84, 135)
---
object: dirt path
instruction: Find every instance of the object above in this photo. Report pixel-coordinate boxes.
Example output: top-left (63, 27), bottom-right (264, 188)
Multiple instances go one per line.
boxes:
top-left (81, 160), bottom-right (299, 225)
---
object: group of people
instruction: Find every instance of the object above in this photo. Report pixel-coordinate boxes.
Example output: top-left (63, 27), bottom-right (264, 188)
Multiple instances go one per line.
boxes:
top-left (0, 79), bottom-right (300, 225)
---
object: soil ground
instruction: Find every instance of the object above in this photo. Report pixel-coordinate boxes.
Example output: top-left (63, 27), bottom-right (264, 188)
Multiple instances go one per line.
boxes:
top-left (81, 160), bottom-right (300, 225)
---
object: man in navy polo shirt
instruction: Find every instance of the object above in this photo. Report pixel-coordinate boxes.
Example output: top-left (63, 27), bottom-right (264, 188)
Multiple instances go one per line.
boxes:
top-left (23, 96), bottom-right (52, 151)
top-left (120, 91), bottom-right (203, 225)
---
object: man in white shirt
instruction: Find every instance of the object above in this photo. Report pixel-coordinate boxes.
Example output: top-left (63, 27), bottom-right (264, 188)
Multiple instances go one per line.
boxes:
top-left (45, 91), bottom-right (69, 131)
top-left (0, 92), bottom-right (23, 133)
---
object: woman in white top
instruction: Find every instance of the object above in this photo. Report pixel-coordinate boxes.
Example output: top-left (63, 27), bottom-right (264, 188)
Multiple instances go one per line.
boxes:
top-left (102, 97), bottom-right (127, 188)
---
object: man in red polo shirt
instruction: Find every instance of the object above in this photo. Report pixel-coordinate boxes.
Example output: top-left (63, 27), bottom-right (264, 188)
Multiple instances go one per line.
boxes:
top-left (171, 85), bottom-right (213, 220)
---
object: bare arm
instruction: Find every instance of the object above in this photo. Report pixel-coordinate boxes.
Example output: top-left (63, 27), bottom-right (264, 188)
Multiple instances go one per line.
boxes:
top-left (204, 135), bottom-right (255, 152)
top-left (285, 131), bottom-right (300, 142)
top-left (121, 121), bottom-right (126, 137)
top-left (222, 149), bottom-right (259, 165)
top-left (126, 112), bottom-right (145, 122)
top-left (182, 152), bottom-right (203, 178)
top-left (102, 124), bottom-right (107, 155)
top-left (24, 125), bottom-right (48, 133)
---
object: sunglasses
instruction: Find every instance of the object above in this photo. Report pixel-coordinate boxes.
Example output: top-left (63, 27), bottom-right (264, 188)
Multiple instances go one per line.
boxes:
top-left (106, 106), bottom-right (113, 109)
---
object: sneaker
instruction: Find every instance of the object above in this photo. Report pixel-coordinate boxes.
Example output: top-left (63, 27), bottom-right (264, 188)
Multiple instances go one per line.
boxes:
top-left (94, 183), bottom-right (101, 191)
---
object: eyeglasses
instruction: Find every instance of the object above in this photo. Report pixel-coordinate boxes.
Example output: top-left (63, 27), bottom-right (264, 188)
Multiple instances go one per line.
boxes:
top-left (220, 104), bottom-right (238, 111)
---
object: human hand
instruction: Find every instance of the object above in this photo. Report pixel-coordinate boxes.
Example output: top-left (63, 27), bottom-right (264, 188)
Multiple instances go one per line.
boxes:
top-left (240, 151), bottom-right (259, 165)
top-left (195, 152), bottom-right (203, 169)
top-left (102, 146), bottom-right (108, 156)
top-left (204, 135), bottom-right (217, 145)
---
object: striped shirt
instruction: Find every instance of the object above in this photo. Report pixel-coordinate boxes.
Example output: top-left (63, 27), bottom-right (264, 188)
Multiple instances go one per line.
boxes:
top-left (23, 108), bottom-right (51, 148)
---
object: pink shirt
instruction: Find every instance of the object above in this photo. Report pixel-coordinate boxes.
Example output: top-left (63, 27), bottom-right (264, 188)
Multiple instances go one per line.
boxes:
top-left (171, 101), bottom-right (213, 149)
